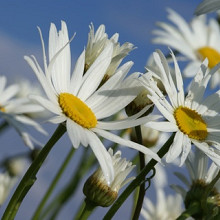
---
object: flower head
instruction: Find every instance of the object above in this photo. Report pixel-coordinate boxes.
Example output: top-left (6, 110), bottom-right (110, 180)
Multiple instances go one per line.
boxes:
top-left (85, 23), bottom-right (135, 83)
top-left (153, 8), bottom-right (220, 88)
top-left (172, 149), bottom-right (220, 219)
top-left (142, 49), bottom-right (220, 167)
top-left (83, 148), bottom-right (135, 207)
top-left (25, 21), bottom-right (161, 184)
top-left (0, 76), bottom-right (46, 149)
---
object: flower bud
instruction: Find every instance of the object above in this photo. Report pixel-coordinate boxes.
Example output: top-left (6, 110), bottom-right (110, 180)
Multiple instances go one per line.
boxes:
top-left (83, 148), bottom-right (135, 207)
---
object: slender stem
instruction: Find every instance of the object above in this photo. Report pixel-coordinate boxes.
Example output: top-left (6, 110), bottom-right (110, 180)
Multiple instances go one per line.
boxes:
top-left (2, 124), bottom-right (66, 220)
top-left (41, 148), bottom-right (96, 219)
top-left (76, 199), bottom-right (96, 220)
top-left (32, 146), bottom-right (75, 220)
top-left (0, 120), bottom-right (9, 134)
top-left (176, 202), bottom-right (200, 220)
top-left (103, 133), bottom-right (175, 220)
top-left (132, 126), bottom-right (145, 220)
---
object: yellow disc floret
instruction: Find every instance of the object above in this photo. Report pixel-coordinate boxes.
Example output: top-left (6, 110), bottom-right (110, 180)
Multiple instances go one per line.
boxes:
top-left (174, 106), bottom-right (208, 140)
top-left (197, 47), bottom-right (220, 69)
top-left (0, 105), bottom-right (5, 112)
top-left (58, 93), bottom-right (97, 129)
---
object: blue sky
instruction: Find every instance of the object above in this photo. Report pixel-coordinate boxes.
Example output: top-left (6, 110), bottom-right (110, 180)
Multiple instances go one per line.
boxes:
top-left (0, 0), bottom-right (204, 219)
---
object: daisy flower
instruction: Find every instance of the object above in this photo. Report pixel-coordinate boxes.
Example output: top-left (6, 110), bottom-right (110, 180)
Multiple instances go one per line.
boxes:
top-left (83, 148), bottom-right (135, 207)
top-left (0, 76), bottom-right (46, 149)
top-left (142, 49), bottom-right (220, 167)
top-left (153, 8), bottom-right (220, 88)
top-left (172, 149), bottom-right (220, 219)
top-left (172, 148), bottom-right (220, 199)
top-left (24, 21), bottom-right (161, 184)
top-left (195, 0), bottom-right (220, 15)
top-left (85, 23), bottom-right (134, 82)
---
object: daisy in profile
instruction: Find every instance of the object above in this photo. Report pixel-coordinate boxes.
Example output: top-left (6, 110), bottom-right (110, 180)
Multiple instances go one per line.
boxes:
top-left (0, 76), bottom-right (46, 149)
top-left (24, 21), bottom-right (161, 184)
top-left (142, 49), bottom-right (220, 167)
top-left (172, 149), bottom-right (220, 219)
top-left (85, 23), bottom-right (134, 82)
top-left (83, 148), bottom-right (135, 207)
top-left (153, 8), bottom-right (220, 88)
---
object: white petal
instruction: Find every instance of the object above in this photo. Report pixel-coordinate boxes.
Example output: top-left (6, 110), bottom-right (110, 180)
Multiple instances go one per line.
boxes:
top-left (47, 115), bottom-right (66, 124)
top-left (77, 43), bottom-right (113, 101)
top-left (86, 61), bottom-right (133, 109)
top-left (66, 119), bottom-right (81, 149)
top-left (30, 95), bottom-right (61, 115)
top-left (93, 128), bottom-right (161, 163)
top-left (86, 130), bottom-right (114, 185)
top-left (97, 114), bottom-right (161, 130)
top-left (145, 121), bottom-right (178, 132)
top-left (192, 140), bottom-right (220, 167)
top-left (166, 131), bottom-right (184, 163)
top-left (69, 50), bottom-right (85, 95)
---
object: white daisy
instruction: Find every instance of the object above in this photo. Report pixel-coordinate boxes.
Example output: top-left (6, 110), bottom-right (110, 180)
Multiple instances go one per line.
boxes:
top-left (83, 148), bottom-right (135, 207)
top-left (153, 8), bottom-right (220, 88)
top-left (172, 148), bottom-right (220, 199)
top-left (24, 21), bottom-right (161, 184)
top-left (85, 23), bottom-right (134, 81)
top-left (142, 49), bottom-right (220, 167)
top-left (0, 76), bottom-right (46, 149)
top-left (172, 148), bottom-right (220, 219)
top-left (195, 0), bottom-right (220, 15)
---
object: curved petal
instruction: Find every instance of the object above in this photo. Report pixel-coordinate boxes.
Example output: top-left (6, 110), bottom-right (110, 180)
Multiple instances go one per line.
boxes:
top-left (86, 130), bottom-right (114, 185)
top-left (77, 43), bottom-right (113, 101)
top-left (166, 131), bottom-right (183, 163)
top-left (93, 128), bottom-right (161, 163)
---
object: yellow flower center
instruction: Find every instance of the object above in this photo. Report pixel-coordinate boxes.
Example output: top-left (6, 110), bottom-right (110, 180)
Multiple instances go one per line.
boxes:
top-left (174, 106), bottom-right (208, 140)
top-left (0, 106), bottom-right (5, 112)
top-left (58, 93), bottom-right (97, 128)
top-left (197, 47), bottom-right (220, 68)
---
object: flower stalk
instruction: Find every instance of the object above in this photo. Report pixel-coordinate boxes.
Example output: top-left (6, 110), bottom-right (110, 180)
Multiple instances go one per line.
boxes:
top-left (132, 126), bottom-right (145, 220)
top-left (32, 145), bottom-right (75, 220)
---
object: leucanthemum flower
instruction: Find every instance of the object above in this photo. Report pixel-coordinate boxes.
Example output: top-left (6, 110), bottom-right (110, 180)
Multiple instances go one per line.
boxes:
top-left (83, 148), bottom-right (135, 207)
top-left (195, 0), bottom-right (220, 15)
top-left (85, 23), bottom-right (134, 82)
top-left (0, 76), bottom-right (46, 149)
top-left (172, 149), bottom-right (220, 219)
top-left (142, 49), bottom-right (220, 167)
top-left (153, 8), bottom-right (220, 88)
top-left (24, 21), bottom-right (161, 184)
top-left (172, 148), bottom-right (220, 199)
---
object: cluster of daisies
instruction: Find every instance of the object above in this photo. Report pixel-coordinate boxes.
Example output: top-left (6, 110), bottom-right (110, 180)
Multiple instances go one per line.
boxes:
top-left (1, 2), bottom-right (220, 219)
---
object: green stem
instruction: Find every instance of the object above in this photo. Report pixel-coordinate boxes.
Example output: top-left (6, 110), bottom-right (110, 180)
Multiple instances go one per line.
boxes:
top-left (132, 126), bottom-right (145, 220)
top-left (103, 133), bottom-right (175, 220)
top-left (32, 146), bottom-right (75, 220)
top-left (176, 202), bottom-right (200, 220)
top-left (0, 120), bottom-right (9, 134)
top-left (2, 124), bottom-right (66, 220)
top-left (41, 148), bottom-right (96, 219)
top-left (76, 199), bottom-right (96, 220)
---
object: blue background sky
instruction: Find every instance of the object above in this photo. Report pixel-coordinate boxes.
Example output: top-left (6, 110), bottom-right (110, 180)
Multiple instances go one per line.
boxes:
top-left (0, 0), bottom-right (204, 219)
